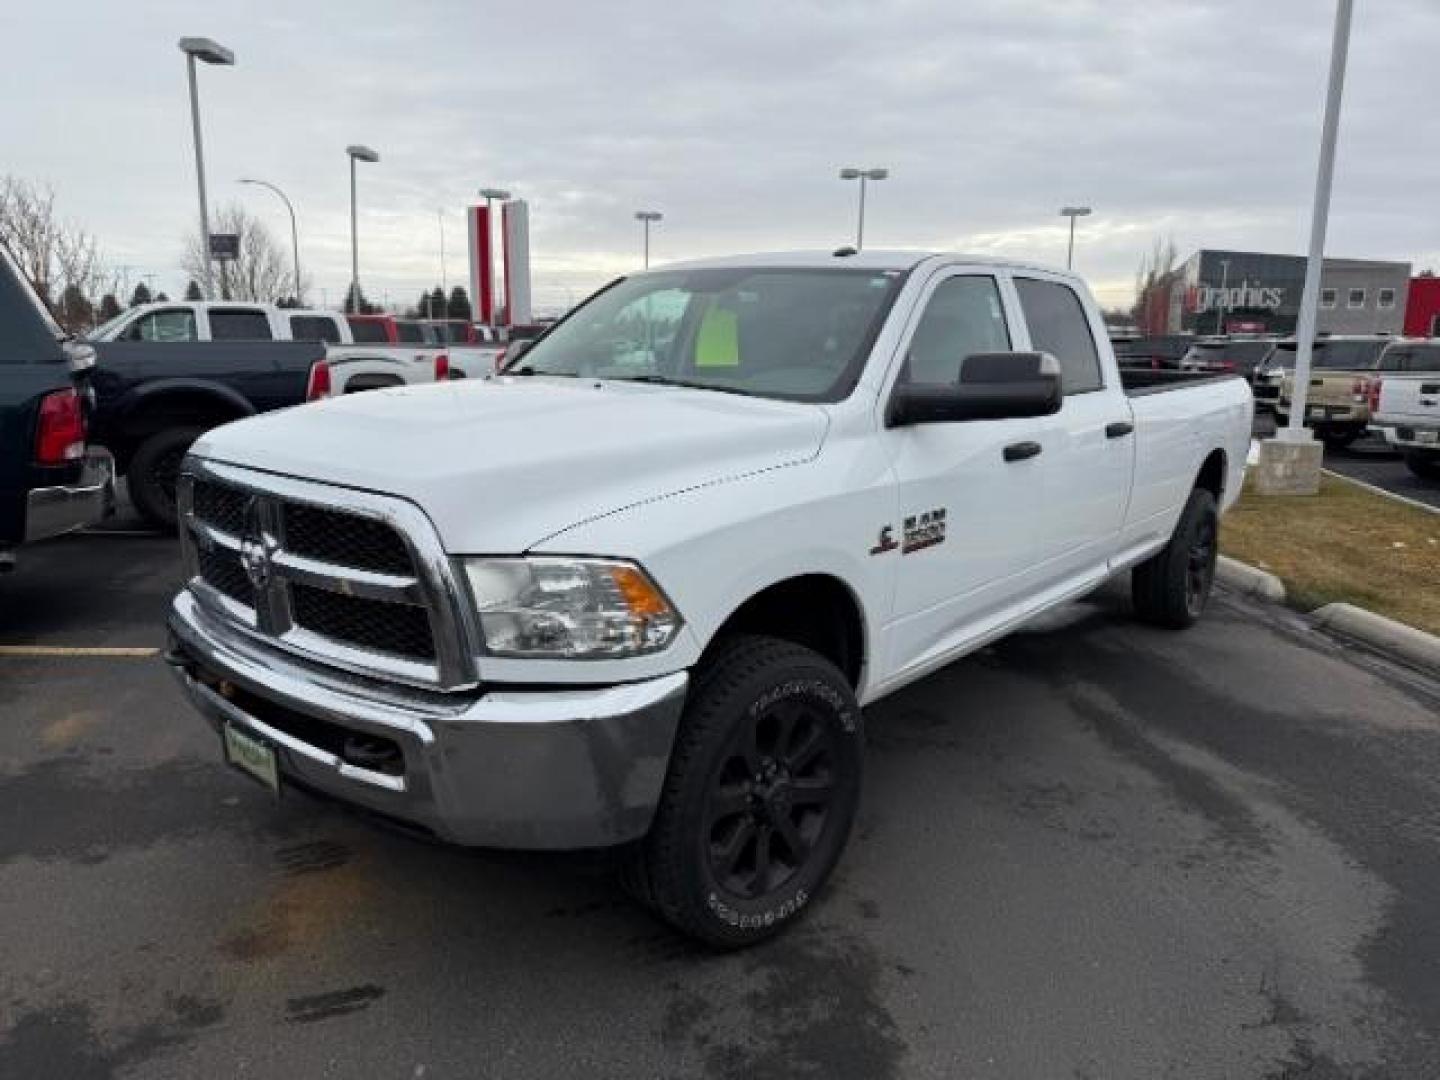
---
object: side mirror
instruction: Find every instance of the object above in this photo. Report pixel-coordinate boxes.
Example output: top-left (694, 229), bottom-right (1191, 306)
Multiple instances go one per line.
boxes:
top-left (887, 351), bottom-right (1062, 426)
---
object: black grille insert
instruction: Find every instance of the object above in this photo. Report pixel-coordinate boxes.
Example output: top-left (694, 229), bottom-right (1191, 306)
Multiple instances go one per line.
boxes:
top-left (192, 480), bottom-right (251, 537)
top-left (283, 503), bottom-right (413, 576)
top-left (197, 546), bottom-right (252, 606)
top-left (291, 583), bottom-right (435, 661)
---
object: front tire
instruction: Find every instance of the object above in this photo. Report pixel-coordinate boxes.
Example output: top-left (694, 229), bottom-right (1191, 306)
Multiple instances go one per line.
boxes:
top-left (627, 635), bottom-right (863, 949)
top-left (1132, 487), bottom-right (1219, 629)
top-left (1321, 429), bottom-right (1360, 450)
top-left (128, 426), bottom-right (204, 531)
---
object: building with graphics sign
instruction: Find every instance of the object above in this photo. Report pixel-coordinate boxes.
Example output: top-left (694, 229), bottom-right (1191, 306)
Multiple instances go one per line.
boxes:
top-left (1141, 250), bottom-right (1411, 337)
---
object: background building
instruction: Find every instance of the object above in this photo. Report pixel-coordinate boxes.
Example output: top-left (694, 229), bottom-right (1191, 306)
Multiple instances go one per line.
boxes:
top-left (1404, 275), bottom-right (1440, 337)
top-left (1139, 249), bottom-right (1411, 337)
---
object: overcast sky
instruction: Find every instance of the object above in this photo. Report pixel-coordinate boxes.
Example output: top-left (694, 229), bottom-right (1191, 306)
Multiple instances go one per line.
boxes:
top-left (5, 0), bottom-right (1438, 314)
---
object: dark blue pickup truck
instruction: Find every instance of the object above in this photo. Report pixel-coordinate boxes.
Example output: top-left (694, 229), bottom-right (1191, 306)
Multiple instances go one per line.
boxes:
top-left (0, 244), bottom-right (113, 569)
top-left (88, 338), bottom-right (328, 529)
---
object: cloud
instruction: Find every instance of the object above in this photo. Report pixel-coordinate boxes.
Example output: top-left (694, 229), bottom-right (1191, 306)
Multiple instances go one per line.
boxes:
top-left (4, 0), bottom-right (1437, 312)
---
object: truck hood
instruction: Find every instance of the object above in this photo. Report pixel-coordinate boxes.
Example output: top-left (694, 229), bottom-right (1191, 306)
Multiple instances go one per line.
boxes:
top-left (191, 376), bottom-right (829, 552)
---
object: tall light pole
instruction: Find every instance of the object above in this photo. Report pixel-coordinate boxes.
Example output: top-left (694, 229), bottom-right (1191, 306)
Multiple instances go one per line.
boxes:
top-left (178, 37), bottom-right (234, 300)
top-left (635, 210), bottom-right (662, 268)
top-left (1214, 258), bottom-right (1230, 336)
top-left (1059, 206), bottom-right (1092, 270)
top-left (437, 209), bottom-right (446, 319)
top-left (839, 168), bottom-right (888, 251)
top-left (1285, 0), bottom-right (1353, 444)
top-left (239, 178), bottom-right (301, 304)
top-left (478, 187), bottom-right (511, 327)
top-left (346, 145), bottom-right (379, 312)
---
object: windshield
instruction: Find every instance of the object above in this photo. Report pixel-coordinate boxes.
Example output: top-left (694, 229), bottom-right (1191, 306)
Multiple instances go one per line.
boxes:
top-left (1272, 340), bottom-right (1388, 371)
top-left (1379, 343), bottom-right (1440, 372)
top-left (510, 266), bottom-right (907, 401)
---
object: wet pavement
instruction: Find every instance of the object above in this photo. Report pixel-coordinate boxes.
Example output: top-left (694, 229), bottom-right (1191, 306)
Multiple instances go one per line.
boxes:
top-left (2, 507), bottom-right (1439, 1078)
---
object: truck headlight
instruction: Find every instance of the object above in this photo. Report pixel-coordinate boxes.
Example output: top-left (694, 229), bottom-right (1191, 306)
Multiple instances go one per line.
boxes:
top-left (461, 557), bottom-right (682, 659)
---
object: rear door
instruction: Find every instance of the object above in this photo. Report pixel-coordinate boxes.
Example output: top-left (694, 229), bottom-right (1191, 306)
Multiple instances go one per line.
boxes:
top-left (1010, 273), bottom-right (1132, 587)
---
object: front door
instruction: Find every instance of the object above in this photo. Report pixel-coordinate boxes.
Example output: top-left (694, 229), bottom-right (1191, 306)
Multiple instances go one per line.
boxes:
top-left (880, 270), bottom-right (1052, 682)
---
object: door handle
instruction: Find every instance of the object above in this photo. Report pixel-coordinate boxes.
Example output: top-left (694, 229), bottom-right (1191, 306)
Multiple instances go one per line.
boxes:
top-left (1105, 421), bottom-right (1134, 438)
top-left (1003, 440), bottom-right (1042, 463)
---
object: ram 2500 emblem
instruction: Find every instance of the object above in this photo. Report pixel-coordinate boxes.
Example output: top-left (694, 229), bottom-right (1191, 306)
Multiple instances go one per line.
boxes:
top-left (902, 508), bottom-right (947, 554)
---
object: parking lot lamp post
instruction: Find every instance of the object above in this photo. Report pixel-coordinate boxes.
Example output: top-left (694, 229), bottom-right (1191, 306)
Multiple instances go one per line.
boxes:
top-left (178, 37), bottom-right (234, 301)
top-left (635, 211), bottom-right (662, 268)
top-left (1285, 0), bottom-right (1353, 443)
top-left (239, 178), bottom-right (300, 305)
top-left (479, 187), bottom-right (511, 328)
top-left (346, 145), bottom-right (380, 312)
top-left (1059, 206), bottom-right (1091, 270)
top-left (840, 168), bottom-right (888, 251)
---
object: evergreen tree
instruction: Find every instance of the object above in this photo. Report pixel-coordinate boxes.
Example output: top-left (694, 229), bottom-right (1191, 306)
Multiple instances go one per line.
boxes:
top-left (98, 293), bottom-right (122, 321)
top-left (184, 279), bottom-right (203, 301)
top-left (343, 282), bottom-right (374, 315)
top-left (154, 291), bottom-right (170, 302)
top-left (447, 286), bottom-right (472, 321)
top-left (128, 282), bottom-right (153, 307)
top-left (429, 287), bottom-right (446, 319)
top-left (58, 284), bottom-right (95, 331)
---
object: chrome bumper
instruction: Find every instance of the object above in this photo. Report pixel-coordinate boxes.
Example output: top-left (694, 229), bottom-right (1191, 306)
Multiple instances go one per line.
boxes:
top-left (24, 452), bottom-right (115, 543)
top-left (165, 590), bottom-right (689, 849)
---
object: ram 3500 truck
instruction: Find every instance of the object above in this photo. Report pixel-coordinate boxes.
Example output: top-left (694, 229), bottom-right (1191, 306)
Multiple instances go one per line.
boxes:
top-left (165, 251), bottom-right (1253, 947)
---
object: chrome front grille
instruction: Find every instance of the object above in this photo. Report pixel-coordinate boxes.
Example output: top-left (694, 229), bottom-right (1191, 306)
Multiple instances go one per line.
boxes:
top-left (178, 461), bottom-right (479, 690)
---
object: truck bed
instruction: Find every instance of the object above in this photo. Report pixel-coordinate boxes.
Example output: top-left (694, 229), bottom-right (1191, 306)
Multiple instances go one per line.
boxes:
top-left (1120, 368), bottom-right (1244, 397)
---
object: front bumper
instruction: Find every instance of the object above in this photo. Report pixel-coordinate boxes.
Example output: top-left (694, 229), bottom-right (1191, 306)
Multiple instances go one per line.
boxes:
top-left (24, 451), bottom-right (114, 543)
top-left (165, 590), bottom-right (689, 849)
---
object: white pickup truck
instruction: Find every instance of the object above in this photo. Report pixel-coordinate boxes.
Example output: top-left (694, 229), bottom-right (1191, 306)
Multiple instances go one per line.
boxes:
top-left (88, 301), bottom-right (448, 390)
top-left (1372, 341), bottom-right (1440, 480)
top-left (164, 251), bottom-right (1252, 947)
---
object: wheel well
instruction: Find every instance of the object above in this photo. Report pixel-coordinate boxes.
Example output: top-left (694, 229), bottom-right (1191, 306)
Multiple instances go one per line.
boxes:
top-left (1195, 448), bottom-right (1227, 500)
top-left (113, 392), bottom-right (247, 466)
top-left (706, 575), bottom-right (865, 689)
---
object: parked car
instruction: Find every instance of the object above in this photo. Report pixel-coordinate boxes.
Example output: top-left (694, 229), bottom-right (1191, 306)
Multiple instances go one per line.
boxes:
top-left (1179, 336), bottom-right (1278, 379)
top-left (1371, 341), bottom-right (1440, 479)
top-left (164, 250), bottom-right (1253, 948)
top-left (87, 337), bottom-right (431, 528)
top-left (0, 243), bottom-right (113, 568)
top-left (1271, 335), bottom-right (1392, 445)
top-left (422, 319), bottom-right (496, 346)
top-left (1113, 334), bottom-right (1195, 370)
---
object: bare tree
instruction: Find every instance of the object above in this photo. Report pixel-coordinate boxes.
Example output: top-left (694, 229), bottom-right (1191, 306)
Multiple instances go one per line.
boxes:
top-left (0, 175), bottom-right (108, 323)
top-left (1132, 236), bottom-right (1180, 335)
top-left (182, 203), bottom-right (306, 303)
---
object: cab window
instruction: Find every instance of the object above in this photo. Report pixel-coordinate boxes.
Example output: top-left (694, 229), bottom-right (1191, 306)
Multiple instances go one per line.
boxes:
top-left (208, 308), bottom-right (272, 340)
top-left (289, 315), bottom-right (341, 343)
top-left (899, 276), bottom-right (1010, 386)
top-left (1014, 278), bottom-right (1103, 394)
top-left (124, 308), bottom-right (198, 342)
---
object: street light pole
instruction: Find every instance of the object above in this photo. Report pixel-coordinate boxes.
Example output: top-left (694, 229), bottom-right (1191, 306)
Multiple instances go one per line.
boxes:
top-left (839, 168), bottom-right (888, 251)
top-left (437, 209), bottom-right (446, 319)
top-left (239, 178), bottom-right (300, 304)
top-left (479, 187), bottom-right (512, 328)
top-left (178, 37), bottom-right (234, 300)
top-left (635, 210), bottom-right (662, 268)
top-left (1285, 0), bottom-right (1353, 443)
top-left (345, 145), bottom-right (379, 312)
top-left (1059, 206), bottom-right (1092, 270)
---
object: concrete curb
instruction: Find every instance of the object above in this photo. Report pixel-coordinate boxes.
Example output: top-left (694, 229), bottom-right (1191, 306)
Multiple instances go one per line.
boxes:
top-left (1216, 555), bottom-right (1287, 602)
top-left (1310, 603), bottom-right (1440, 676)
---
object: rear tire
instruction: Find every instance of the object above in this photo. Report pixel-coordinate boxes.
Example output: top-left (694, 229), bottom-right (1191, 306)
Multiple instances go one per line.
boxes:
top-left (1405, 451), bottom-right (1440, 481)
top-left (1132, 487), bottom-right (1219, 629)
top-left (625, 635), bottom-right (863, 949)
top-left (1321, 430), bottom-right (1359, 450)
top-left (127, 426), bottom-right (203, 531)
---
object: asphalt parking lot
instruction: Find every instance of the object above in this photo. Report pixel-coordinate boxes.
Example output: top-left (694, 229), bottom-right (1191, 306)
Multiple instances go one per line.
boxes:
top-left (3, 505), bottom-right (1440, 1079)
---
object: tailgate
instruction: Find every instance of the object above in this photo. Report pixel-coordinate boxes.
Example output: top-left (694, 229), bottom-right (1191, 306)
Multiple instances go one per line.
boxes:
top-left (1377, 377), bottom-right (1440, 426)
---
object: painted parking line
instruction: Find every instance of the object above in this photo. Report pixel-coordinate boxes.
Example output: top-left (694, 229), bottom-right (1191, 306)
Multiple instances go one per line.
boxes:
top-left (0, 646), bottom-right (160, 658)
